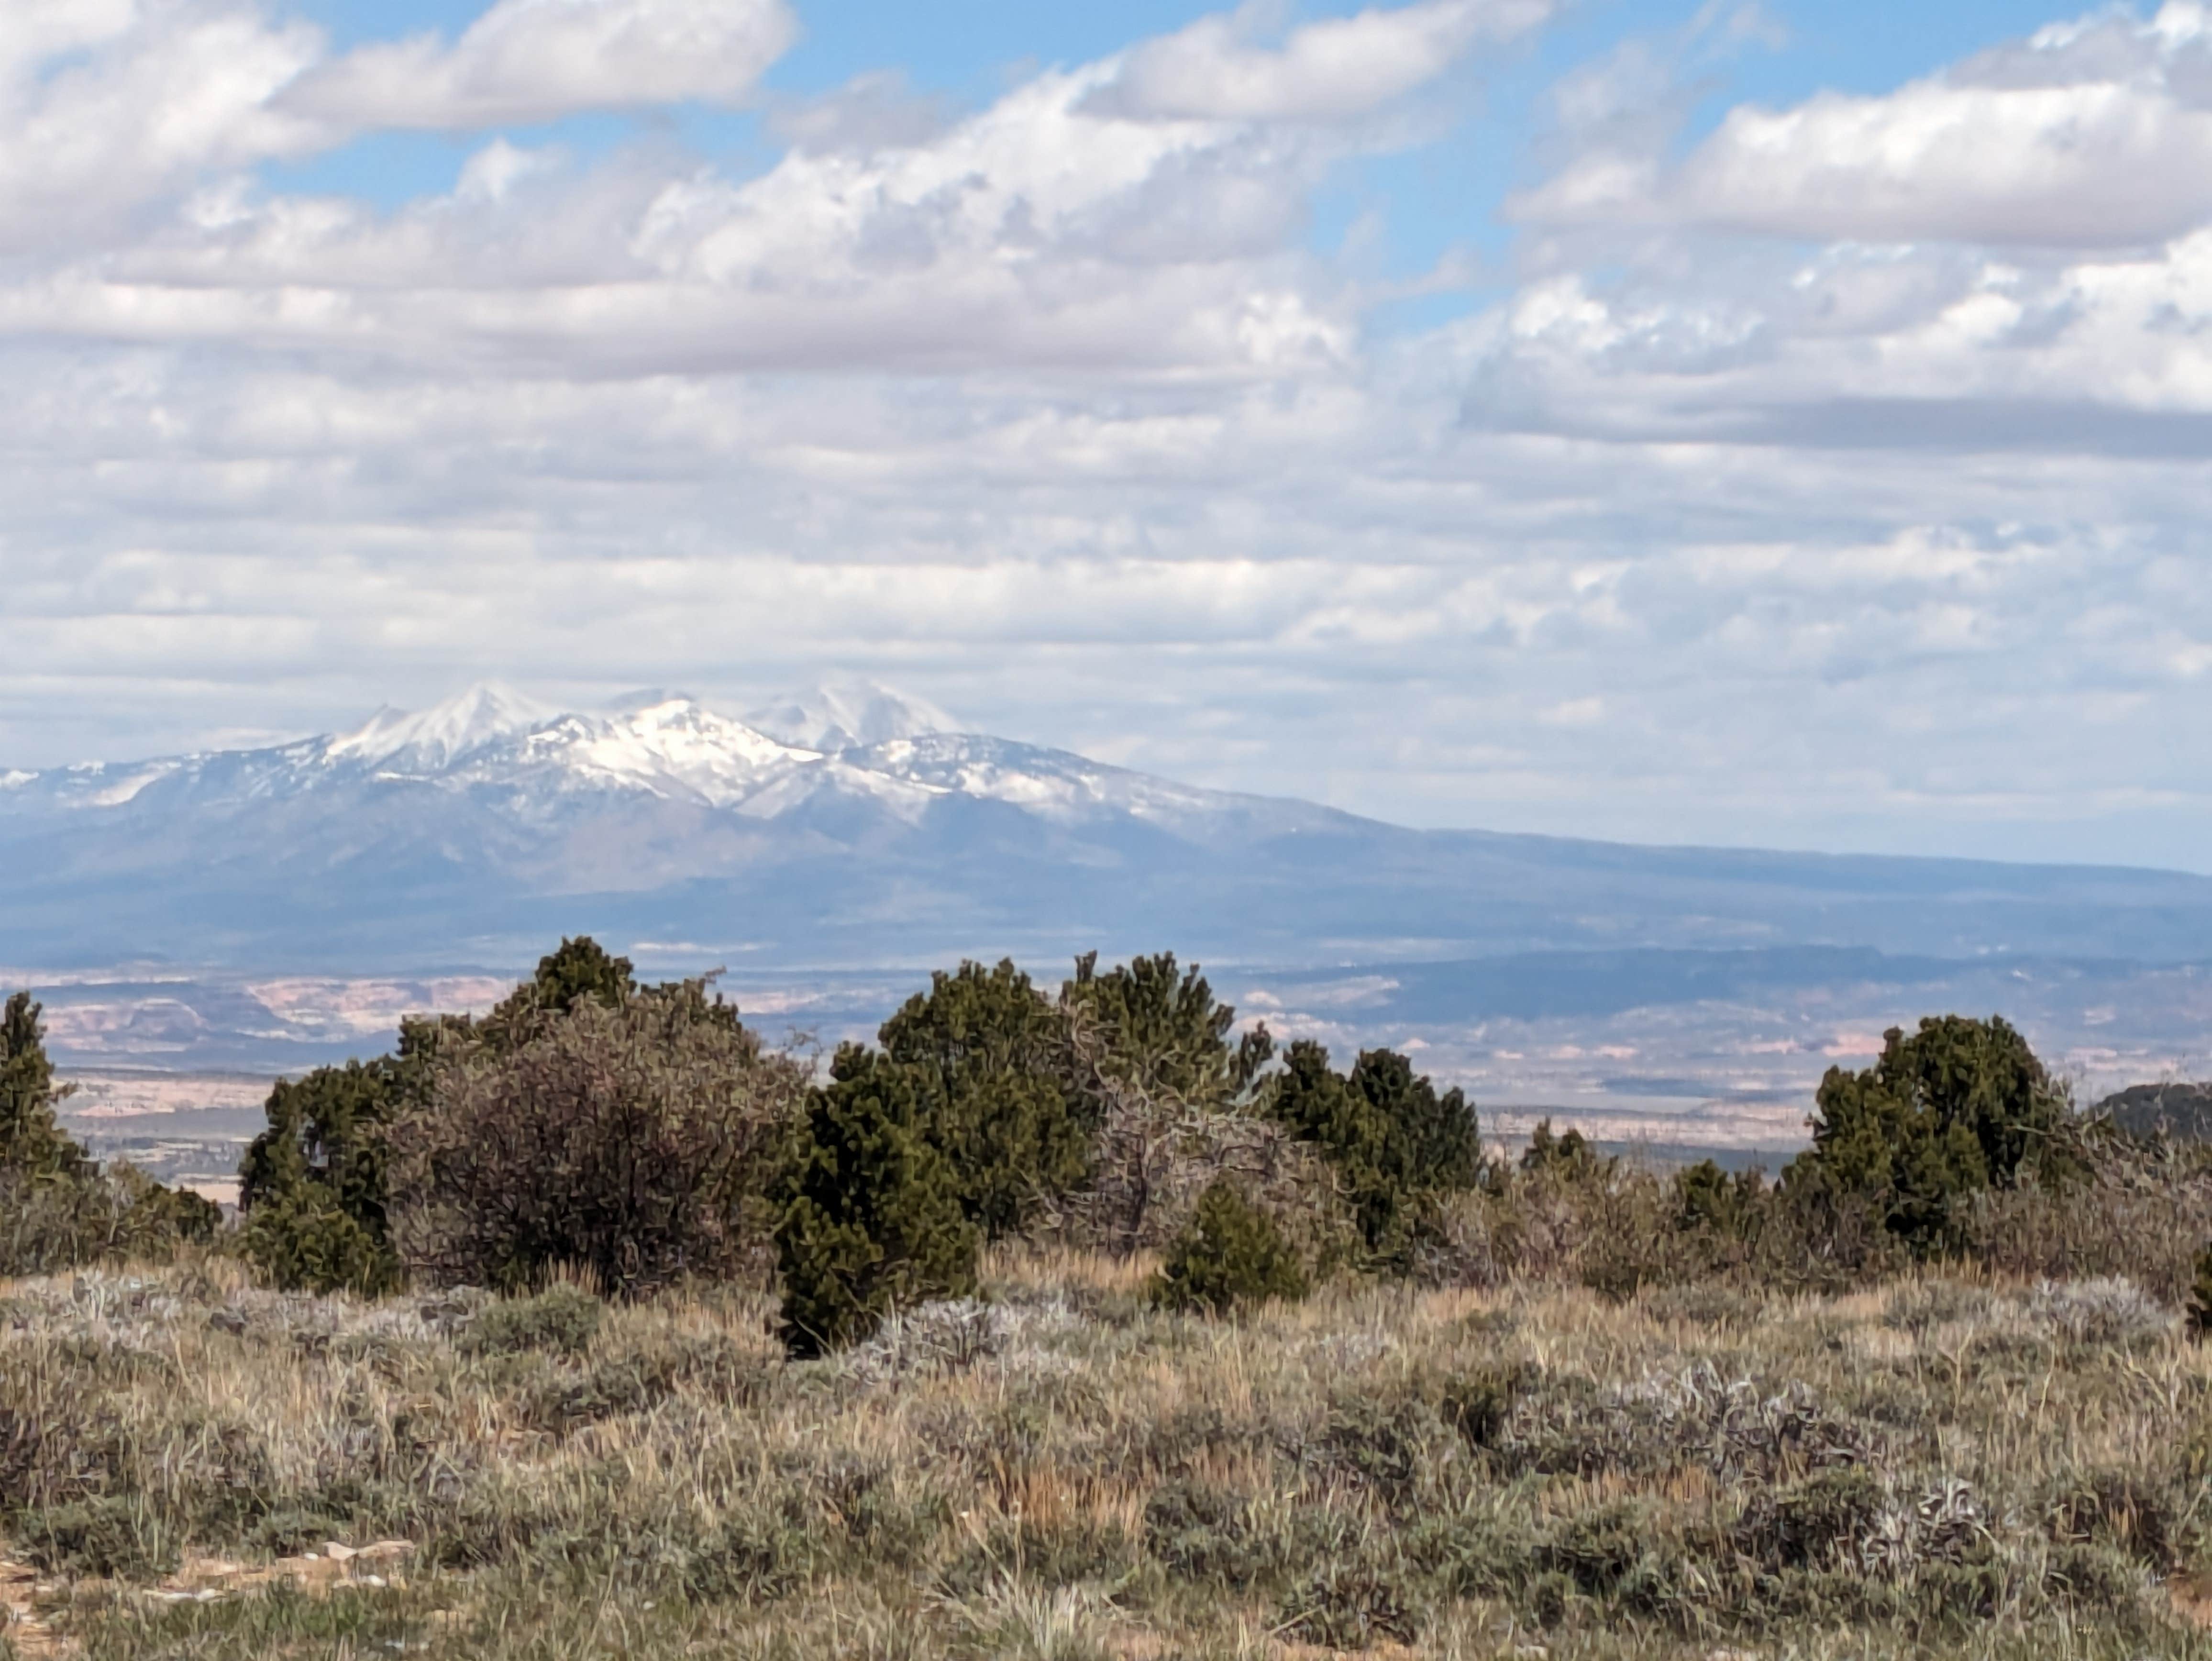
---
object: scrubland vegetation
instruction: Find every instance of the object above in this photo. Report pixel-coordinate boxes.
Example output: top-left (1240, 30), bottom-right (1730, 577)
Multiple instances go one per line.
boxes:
top-left (6, 938), bottom-right (2212, 1657)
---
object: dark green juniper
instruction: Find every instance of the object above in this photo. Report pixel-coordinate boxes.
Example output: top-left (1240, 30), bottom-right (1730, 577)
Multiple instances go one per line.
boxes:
top-left (1264, 1040), bottom-right (1481, 1262)
top-left (1787, 1015), bottom-right (2080, 1256)
top-left (1152, 1178), bottom-right (1307, 1315)
top-left (773, 1045), bottom-right (979, 1357)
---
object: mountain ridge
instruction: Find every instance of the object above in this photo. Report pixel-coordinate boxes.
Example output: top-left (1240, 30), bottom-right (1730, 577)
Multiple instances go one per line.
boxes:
top-left (6, 682), bottom-right (2212, 974)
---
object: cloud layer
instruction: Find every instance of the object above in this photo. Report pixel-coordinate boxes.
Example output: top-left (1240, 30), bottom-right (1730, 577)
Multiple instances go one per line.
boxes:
top-left (1104, 0), bottom-right (1551, 120)
top-left (287, 0), bottom-right (798, 130)
top-left (0, 0), bottom-right (2209, 872)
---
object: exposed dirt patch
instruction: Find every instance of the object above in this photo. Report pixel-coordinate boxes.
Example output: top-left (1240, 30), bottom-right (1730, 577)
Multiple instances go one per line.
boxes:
top-left (0, 1541), bottom-right (416, 1656)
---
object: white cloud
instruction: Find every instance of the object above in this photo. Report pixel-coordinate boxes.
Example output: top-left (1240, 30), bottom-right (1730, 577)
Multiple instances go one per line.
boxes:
top-left (766, 71), bottom-right (951, 156)
top-left (283, 0), bottom-right (797, 131)
top-left (1102, 0), bottom-right (1552, 122)
top-left (1517, 2), bottom-right (2212, 246)
top-left (0, 48), bottom-right (1357, 379)
top-left (0, 1), bottom-right (325, 255)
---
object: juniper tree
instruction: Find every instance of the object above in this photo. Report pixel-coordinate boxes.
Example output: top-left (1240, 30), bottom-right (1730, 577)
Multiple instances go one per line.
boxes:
top-left (520, 936), bottom-right (637, 1015)
top-left (1265, 1040), bottom-right (1480, 1261)
top-left (1151, 1178), bottom-right (1308, 1316)
top-left (237, 1059), bottom-right (406, 1295)
top-left (773, 1046), bottom-right (977, 1356)
top-left (1673, 1158), bottom-right (1764, 1239)
top-left (0, 992), bottom-right (89, 1182)
top-left (1062, 951), bottom-right (1272, 1107)
top-left (1784, 1015), bottom-right (2076, 1257)
top-left (879, 959), bottom-right (1094, 1238)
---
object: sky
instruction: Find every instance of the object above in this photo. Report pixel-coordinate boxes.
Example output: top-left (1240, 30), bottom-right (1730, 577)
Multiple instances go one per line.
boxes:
top-left (3, 0), bottom-right (2211, 871)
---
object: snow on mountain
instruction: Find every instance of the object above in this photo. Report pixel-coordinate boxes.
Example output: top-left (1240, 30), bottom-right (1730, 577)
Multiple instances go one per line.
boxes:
top-left (850, 733), bottom-right (1338, 839)
top-left (746, 680), bottom-right (957, 753)
top-left (473, 696), bottom-right (945, 821)
top-left (327, 682), bottom-right (557, 771)
top-left (502, 698), bottom-right (817, 808)
top-left (0, 684), bottom-right (1003, 825)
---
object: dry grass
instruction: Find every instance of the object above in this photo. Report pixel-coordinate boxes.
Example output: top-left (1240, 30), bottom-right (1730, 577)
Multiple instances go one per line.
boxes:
top-left (4, 1251), bottom-right (2212, 1659)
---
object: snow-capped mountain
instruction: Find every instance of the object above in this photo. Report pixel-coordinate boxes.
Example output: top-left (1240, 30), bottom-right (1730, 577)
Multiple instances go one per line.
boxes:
top-left (329, 683), bottom-right (559, 771)
top-left (3, 683), bottom-right (1331, 837)
top-left (6, 682), bottom-right (2212, 975)
top-left (746, 680), bottom-right (958, 754)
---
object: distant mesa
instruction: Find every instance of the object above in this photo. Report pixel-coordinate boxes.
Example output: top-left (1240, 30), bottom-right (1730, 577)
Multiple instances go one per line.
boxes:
top-left (2095, 1081), bottom-right (2212, 1141)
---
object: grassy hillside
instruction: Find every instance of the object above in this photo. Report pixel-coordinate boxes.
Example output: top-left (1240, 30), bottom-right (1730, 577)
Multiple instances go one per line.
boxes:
top-left (4, 1251), bottom-right (2211, 1660)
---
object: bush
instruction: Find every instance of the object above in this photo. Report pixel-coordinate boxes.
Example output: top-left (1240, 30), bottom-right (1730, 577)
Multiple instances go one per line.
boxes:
top-left (1279, 1550), bottom-right (1423, 1649)
top-left (879, 959), bottom-right (1095, 1238)
top-left (2043, 1468), bottom-right (2189, 1571)
top-left (1738, 1467), bottom-right (1886, 1571)
top-left (0, 1166), bottom-right (123, 1276)
top-left (391, 977), bottom-right (806, 1296)
top-left (233, 937), bottom-right (695, 1297)
top-left (0, 994), bottom-right (214, 1275)
top-left (1785, 1016), bottom-right (2077, 1257)
top-left (1440, 1364), bottom-right (1530, 1449)
top-left (238, 1059), bottom-right (406, 1295)
top-left (462, 1284), bottom-right (603, 1358)
top-left (1151, 1179), bottom-right (1308, 1316)
top-left (773, 1047), bottom-right (980, 1356)
top-left (15, 1495), bottom-right (178, 1580)
top-left (1265, 1041), bottom-right (1480, 1262)
top-left (112, 1165), bottom-right (221, 1251)
top-left (1062, 952), bottom-right (1271, 1107)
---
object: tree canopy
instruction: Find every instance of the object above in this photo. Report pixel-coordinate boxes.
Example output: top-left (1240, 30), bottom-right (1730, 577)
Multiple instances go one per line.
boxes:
top-left (879, 959), bottom-right (1094, 1237)
top-left (1265, 1040), bottom-right (1480, 1257)
top-left (0, 992), bottom-right (89, 1183)
top-left (1787, 1014), bottom-right (2076, 1255)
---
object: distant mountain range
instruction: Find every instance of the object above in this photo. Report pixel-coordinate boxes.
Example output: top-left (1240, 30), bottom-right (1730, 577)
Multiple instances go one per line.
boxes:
top-left (6, 680), bottom-right (2212, 974)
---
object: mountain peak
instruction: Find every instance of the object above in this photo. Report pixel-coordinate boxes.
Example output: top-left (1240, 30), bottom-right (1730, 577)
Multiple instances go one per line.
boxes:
top-left (746, 679), bottom-right (957, 753)
top-left (327, 681), bottom-right (558, 769)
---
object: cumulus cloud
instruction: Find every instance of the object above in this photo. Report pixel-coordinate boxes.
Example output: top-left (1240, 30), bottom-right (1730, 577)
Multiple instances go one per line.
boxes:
top-left (0, 0), bottom-right (797, 257)
top-left (1100, 0), bottom-right (1552, 122)
top-left (1458, 220), bottom-right (2212, 457)
top-left (2, 46), bottom-right (1358, 378)
top-left (1517, 1), bottom-right (2212, 246)
top-left (0, 0), bottom-right (325, 255)
top-left (283, 0), bottom-right (797, 130)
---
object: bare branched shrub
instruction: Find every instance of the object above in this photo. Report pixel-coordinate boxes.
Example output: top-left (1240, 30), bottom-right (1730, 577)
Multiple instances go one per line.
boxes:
top-left (1423, 1161), bottom-right (1695, 1294)
top-left (1965, 1135), bottom-right (2212, 1303)
top-left (390, 979), bottom-right (807, 1296)
top-left (1043, 1002), bottom-right (1348, 1262)
top-left (0, 1165), bottom-right (129, 1276)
